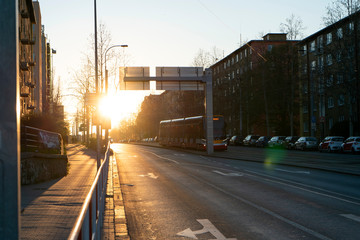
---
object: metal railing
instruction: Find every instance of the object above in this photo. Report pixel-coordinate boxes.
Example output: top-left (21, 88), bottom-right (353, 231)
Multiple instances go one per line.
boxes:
top-left (68, 143), bottom-right (111, 240)
top-left (21, 126), bottom-right (64, 154)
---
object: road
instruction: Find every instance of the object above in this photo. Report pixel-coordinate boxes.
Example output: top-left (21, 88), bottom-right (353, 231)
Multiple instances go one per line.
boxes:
top-left (111, 143), bottom-right (360, 240)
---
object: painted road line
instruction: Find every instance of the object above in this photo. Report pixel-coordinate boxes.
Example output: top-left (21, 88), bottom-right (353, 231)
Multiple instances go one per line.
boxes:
top-left (340, 214), bottom-right (360, 223)
top-left (139, 173), bottom-right (158, 179)
top-left (213, 170), bottom-right (243, 177)
top-left (177, 219), bottom-right (237, 240)
top-left (275, 168), bottom-right (310, 174)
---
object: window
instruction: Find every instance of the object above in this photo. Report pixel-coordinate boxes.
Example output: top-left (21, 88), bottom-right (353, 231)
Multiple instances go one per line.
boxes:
top-left (326, 54), bottom-right (333, 65)
top-left (327, 75), bottom-right (334, 86)
top-left (338, 94), bottom-right (345, 106)
top-left (339, 115), bottom-right (345, 122)
top-left (328, 97), bottom-right (334, 108)
top-left (326, 33), bottom-right (332, 44)
top-left (250, 62), bottom-right (253, 70)
top-left (301, 45), bottom-right (307, 55)
top-left (236, 54), bottom-right (239, 62)
top-left (337, 74), bottom-right (344, 84)
top-left (318, 36), bottom-right (323, 48)
top-left (311, 61), bottom-right (316, 70)
top-left (336, 51), bottom-right (342, 62)
top-left (349, 22), bottom-right (354, 32)
top-left (303, 104), bottom-right (308, 113)
top-left (337, 28), bottom-right (343, 39)
top-left (310, 41), bottom-right (316, 52)
top-left (268, 45), bottom-right (273, 52)
top-left (249, 48), bottom-right (252, 55)
top-left (303, 83), bottom-right (308, 94)
top-left (318, 56), bottom-right (324, 69)
top-left (224, 62), bottom-right (226, 69)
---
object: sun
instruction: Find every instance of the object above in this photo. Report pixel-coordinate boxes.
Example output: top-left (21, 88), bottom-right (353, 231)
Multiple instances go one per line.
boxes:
top-left (99, 91), bottom-right (147, 127)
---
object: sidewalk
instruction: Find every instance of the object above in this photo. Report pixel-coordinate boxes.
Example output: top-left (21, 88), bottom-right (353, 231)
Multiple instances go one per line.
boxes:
top-left (20, 144), bottom-right (101, 239)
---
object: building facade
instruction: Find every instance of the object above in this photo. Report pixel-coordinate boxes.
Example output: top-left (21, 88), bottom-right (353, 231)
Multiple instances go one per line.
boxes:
top-left (18, 0), bottom-right (58, 117)
top-left (211, 33), bottom-right (299, 137)
top-left (19, 0), bottom-right (36, 115)
top-left (298, 11), bottom-right (360, 139)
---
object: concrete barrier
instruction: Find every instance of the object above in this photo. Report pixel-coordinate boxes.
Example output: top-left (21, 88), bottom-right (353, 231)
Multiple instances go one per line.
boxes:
top-left (21, 152), bottom-right (68, 185)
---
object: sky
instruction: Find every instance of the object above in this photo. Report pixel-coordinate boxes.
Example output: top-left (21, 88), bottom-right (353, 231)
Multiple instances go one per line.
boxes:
top-left (37, 0), bottom-right (333, 121)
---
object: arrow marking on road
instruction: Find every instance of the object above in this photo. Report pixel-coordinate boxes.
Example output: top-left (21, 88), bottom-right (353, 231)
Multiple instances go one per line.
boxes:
top-left (275, 168), bottom-right (310, 174)
top-left (139, 173), bottom-right (158, 179)
top-left (177, 219), bottom-right (237, 240)
top-left (213, 170), bottom-right (243, 177)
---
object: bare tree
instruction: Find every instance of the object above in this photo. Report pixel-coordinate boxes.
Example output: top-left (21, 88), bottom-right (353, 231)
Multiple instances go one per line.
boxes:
top-left (323, 0), bottom-right (360, 26)
top-left (192, 46), bottom-right (222, 68)
top-left (280, 14), bottom-right (306, 40)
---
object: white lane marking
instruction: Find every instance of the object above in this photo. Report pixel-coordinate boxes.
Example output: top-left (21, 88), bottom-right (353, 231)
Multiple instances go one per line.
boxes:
top-left (177, 219), bottom-right (237, 240)
top-left (141, 150), bottom-right (180, 164)
top-left (194, 178), bottom-right (332, 240)
top-left (139, 173), bottom-right (158, 179)
top-left (213, 170), bottom-right (243, 177)
top-left (245, 169), bottom-right (360, 206)
top-left (340, 214), bottom-right (360, 223)
top-left (275, 168), bottom-right (310, 174)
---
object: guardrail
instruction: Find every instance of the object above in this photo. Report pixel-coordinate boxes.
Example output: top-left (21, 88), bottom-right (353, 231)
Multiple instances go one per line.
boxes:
top-left (21, 126), bottom-right (64, 154)
top-left (68, 143), bottom-right (111, 240)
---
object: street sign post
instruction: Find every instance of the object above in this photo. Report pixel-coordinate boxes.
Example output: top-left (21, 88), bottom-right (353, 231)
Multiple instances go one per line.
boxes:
top-left (122, 66), bottom-right (214, 154)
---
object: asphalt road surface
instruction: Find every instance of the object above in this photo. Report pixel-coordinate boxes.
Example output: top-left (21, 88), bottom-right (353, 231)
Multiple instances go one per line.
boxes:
top-left (112, 143), bottom-right (360, 240)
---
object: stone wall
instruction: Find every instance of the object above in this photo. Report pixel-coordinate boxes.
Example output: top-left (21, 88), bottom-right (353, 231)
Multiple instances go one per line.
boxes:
top-left (21, 152), bottom-right (68, 185)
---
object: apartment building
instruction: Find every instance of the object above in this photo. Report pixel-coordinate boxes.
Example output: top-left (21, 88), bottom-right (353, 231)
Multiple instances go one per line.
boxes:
top-left (19, 0), bottom-right (56, 116)
top-left (298, 11), bottom-right (360, 138)
top-left (211, 33), bottom-right (299, 136)
top-left (19, 0), bottom-right (36, 115)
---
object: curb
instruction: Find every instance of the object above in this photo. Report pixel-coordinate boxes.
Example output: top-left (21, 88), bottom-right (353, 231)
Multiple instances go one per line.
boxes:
top-left (111, 153), bottom-right (130, 240)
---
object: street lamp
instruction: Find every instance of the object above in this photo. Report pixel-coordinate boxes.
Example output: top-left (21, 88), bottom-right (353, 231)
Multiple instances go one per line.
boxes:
top-left (105, 44), bottom-right (128, 94)
top-left (104, 44), bottom-right (128, 144)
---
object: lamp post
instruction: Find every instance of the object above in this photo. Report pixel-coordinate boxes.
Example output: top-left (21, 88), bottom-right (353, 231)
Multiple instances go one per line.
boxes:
top-left (94, 0), bottom-right (101, 169)
top-left (104, 45), bottom-right (128, 144)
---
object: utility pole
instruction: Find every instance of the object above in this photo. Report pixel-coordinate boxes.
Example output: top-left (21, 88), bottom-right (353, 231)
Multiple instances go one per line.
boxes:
top-left (0, 1), bottom-right (21, 239)
top-left (94, 0), bottom-right (101, 169)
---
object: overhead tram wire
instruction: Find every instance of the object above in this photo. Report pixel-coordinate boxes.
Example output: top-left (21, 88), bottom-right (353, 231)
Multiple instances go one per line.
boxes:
top-left (196, 0), bottom-right (267, 62)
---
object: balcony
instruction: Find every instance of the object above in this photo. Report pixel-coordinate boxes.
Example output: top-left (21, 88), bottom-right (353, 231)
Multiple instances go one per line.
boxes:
top-left (20, 85), bottom-right (30, 98)
top-left (20, 61), bottom-right (30, 71)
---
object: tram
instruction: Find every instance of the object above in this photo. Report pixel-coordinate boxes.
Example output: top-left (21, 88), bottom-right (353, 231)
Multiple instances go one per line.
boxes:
top-left (159, 115), bottom-right (227, 150)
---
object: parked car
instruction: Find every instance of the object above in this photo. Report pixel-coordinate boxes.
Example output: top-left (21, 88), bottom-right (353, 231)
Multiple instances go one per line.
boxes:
top-left (229, 135), bottom-right (244, 146)
top-left (267, 136), bottom-right (286, 148)
top-left (318, 136), bottom-right (344, 152)
top-left (243, 135), bottom-right (260, 146)
top-left (341, 136), bottom-right (360, 154)
top-left (294, 137), bottom-right (318, 151)
top-left (282, 136), bottom-right (299, 150)
top-left (255, 136), bottom-right (271, 147)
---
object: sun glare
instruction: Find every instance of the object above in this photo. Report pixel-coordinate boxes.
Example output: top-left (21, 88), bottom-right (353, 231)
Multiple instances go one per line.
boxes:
top-left (99, 91), bottom-right (147, 127)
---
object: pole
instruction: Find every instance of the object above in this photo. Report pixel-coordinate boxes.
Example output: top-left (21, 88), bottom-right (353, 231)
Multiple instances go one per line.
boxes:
top-left (104, 45), bottom-right (127, 145)
top-left (94, 0), bottom-right (100, 169)
top-left (204, 68), bottom-right (214, 155)
top-left (0, 1), bottom-right (20, 238)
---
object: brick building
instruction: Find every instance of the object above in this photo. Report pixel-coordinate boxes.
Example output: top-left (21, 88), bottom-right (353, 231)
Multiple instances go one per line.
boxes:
top-left (298, 11), bottom-right (360, 138)
top-left (211, 33), bottom-right (299, 137)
